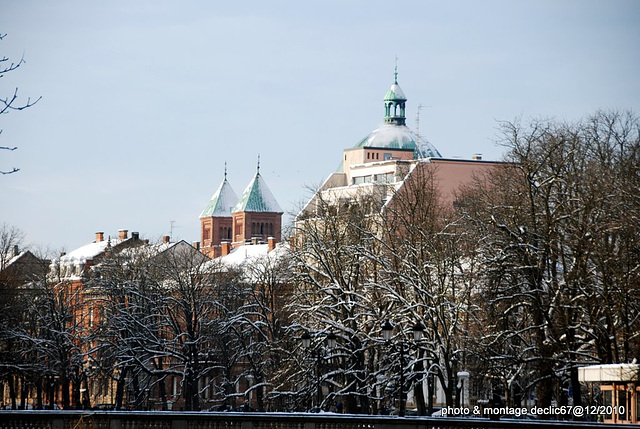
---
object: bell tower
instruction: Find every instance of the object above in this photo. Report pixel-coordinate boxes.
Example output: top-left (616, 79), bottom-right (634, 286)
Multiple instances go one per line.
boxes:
top-left (231, 159), bottom-right (283, 245)
top-left (199, 164), bottom-right (238, 258)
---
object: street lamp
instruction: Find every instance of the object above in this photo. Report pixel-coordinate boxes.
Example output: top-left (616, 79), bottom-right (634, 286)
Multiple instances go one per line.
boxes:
top-left (301, 332), bottom-right (312, 348)
top-left (381, 321), bottom-right (394, 341)
top-left (300, 331), bottom-right (336, 410)
top-left (381, 321), bottom-right (424, 417)
top-left (411, 323), bottom-right (424, 341)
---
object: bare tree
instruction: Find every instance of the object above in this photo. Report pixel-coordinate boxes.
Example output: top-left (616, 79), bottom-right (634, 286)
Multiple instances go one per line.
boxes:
top-left (370, 163), bottom-right (480, 411)
top-left (1, 33), bottom-right (41, 174)
top-left (226, 248), bottom-right (294, 411)
top-left (289, 189), bottom-right (384, 414)
top-left (458, 110), bottom-right (640, 409)
top-left (91, 243), bottom-right (218, 410)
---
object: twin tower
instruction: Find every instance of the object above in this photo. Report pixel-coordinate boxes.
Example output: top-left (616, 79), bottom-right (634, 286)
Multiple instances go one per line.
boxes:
top-left (199, 163), bottom-right (283, 258)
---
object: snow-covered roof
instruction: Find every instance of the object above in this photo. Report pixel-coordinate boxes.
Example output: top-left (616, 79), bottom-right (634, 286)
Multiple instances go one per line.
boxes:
top-left (354, 123), bottom-right (441, 159)
top-left (118, 240), bottom-right (181, 259)
top-left (60, 238), bottom-right (126, 263)
top-left (384, 82), bottom-right (406, 101)
top-left (200, 178), bottom-right (239, 218)
top-left (219, 242), bottom-right (287, 264)
top-left (578, 364), bottom-right (640, 382)
top-left (219, 243), bottom-right (271, 265)
top-left (2, 250), bottom-right (28, 268)
top-left (201, 242), bottom-right (291, 282)
top-left (232, 172), bottom-right (283, 213)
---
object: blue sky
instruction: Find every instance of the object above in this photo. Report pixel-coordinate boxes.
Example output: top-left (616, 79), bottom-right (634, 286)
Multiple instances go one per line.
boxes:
top-left (2, 0), bottom-right (639, 253)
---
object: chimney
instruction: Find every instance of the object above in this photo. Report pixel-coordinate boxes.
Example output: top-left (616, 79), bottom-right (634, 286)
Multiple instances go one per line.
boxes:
top-left (162, 236), bottom-right (170, 243)
top-left (221, 241), bottom-right (231, 256)
top-left (192, 241), bottom-right (200, 250)
top-left (12, 244), bottom-right (19, 257)
top-left (472, 153), bottom-right (483, 161)
top-left (132, 232), bottom-right (140, 240)
top-left (95, 232), bottom-right (104, 242)
top-left (118, 229), bottom-right (128, 239)
top-left (268, 237), bottom-right (276, 252)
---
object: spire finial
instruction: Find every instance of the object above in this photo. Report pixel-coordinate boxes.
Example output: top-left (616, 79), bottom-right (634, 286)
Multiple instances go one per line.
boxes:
top-left (257, 154), bottom-right (261, 175)
top-left (224, 161), bottom-right (228, 181)
top-left (394, 56), bottom-right (398, 84)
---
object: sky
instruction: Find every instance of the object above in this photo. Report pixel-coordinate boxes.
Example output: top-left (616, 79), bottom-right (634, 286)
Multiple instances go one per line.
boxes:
top-left (1, 0), bottom-right (639, 255)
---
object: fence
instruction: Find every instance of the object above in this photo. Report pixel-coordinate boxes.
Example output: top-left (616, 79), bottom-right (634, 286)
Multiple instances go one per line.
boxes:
top-left (0, 411), bottom-right (624, 429)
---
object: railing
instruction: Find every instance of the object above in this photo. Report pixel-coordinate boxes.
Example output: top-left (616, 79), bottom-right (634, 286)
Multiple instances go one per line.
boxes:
top-left (0, 411), bottom-right (624, 429)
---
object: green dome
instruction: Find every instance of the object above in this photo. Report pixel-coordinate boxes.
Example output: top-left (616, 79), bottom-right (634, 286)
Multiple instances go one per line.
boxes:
top-left (354, 123), bottom-right (442, 158)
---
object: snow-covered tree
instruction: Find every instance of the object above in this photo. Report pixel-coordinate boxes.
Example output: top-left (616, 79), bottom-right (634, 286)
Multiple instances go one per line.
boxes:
top-left (371, 163), bottom-right (480, 411)
top-left (90, 242), bottom-right (228, 411)
top-left (227, 247), bottom-right (294, 411)
top-left (290, 190), bottom-right (384, 413)
top-left (458, 110), bottom-right (640, 408)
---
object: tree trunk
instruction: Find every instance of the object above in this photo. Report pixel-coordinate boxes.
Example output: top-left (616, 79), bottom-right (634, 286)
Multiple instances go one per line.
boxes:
top-left (114, 367), bottom-right (128, 410)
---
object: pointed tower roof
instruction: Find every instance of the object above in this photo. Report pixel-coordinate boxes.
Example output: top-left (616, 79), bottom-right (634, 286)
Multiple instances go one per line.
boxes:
top-left (384, 83), bottom-right (407, 102)
top-left (200, 171), bottom-right (239, 218)
top-left (384, 63), bottom-right (407, 102)
top-left (232, 167), bottom-right (283, 214)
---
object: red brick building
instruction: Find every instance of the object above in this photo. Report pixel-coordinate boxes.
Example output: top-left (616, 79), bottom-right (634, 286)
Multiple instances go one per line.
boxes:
top-left (200, 163), bottom-right (283, 258)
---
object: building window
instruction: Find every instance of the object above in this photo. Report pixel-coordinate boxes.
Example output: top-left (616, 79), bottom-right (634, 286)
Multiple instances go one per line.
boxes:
top-left (602, 388), bottom-right (613, 420)
top-left (618, 389), bottom-right (628, 420)
top-left (375, 172), bottom-right (394, 183)
top-left (353, 175), bottom-right (373, 185)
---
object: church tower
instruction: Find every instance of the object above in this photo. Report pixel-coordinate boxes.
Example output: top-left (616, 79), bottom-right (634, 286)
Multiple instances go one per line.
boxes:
top-left (231, 161), bottom-right (283, 245)
top-left (199, 166), bottom-right (238, 258)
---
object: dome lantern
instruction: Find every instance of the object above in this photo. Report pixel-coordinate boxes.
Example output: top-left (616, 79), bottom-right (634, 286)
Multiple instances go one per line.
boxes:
top-left (384, 62), bottom-right (407, 125)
